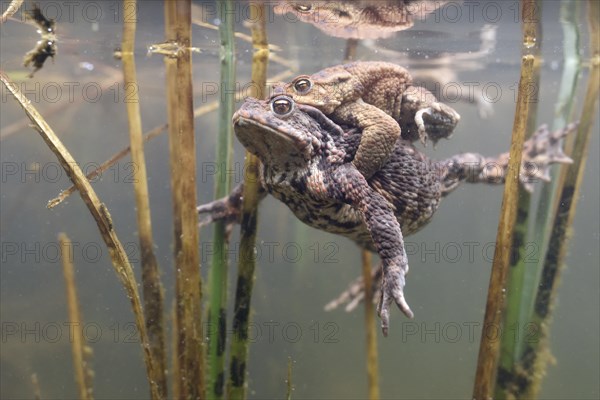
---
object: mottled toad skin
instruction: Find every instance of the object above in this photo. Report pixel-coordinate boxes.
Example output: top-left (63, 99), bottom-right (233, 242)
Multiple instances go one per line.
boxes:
top-left (198, 95), bottom-right (574, 335)
top-left (273, 1), bottom-right (454, 40)
top-left (277, 61), bottom-right (461, 179)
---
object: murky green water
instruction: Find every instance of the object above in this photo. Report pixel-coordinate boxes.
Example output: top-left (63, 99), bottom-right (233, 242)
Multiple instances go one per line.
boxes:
top-left (1, 1), bottom-right (598, 399)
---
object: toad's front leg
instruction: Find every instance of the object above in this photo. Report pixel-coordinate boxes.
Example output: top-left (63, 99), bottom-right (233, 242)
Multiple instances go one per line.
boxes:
top-left (401, 86), bottom-right (461, 146)
top-left (196, 183), bottom-right (267, 228)
top-left (325, 164), bottom-right (414, 336)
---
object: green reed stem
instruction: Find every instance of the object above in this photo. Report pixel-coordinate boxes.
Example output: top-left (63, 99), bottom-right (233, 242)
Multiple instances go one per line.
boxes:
top-left (500, 2), bottom-right (582, 396)
top-left (495, 1), bottom-right (543, 397)
top-left (521, 1), bottom-right (599, 396)
top-left (163, 1), bottom-right (204, 398)
top-left (227, 3), bottom-right (269, 399)
top-left (121, 1), bottom-right (167, 396)
top-left (207, 0), bottom-right (236, 398)
top-left (527, 0), bottom-right (581, 324)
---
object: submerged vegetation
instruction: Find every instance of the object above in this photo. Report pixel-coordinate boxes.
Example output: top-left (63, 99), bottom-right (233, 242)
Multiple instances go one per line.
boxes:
top-left (0, 1), bottom-right (597, 399)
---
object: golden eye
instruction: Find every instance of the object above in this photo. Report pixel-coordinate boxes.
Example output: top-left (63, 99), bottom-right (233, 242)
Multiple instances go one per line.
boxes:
top-left (293, 77), bottom-right (313, 95)
top-left (294, 4), bottom-right (313, 13)
top-left (271, 96), bottom-right (294, 117)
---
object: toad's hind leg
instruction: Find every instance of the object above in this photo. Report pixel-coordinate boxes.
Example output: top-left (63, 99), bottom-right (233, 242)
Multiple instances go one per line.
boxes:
top-left (440, 123), bottom-right (575, 195)
top-left (325, 164), bottom-right (413, 336)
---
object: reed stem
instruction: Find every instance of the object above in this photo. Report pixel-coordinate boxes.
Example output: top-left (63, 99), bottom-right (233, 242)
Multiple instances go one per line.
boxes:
top-left (286, 357), bottom-right (293, 400)
top-left (207, 0), bottom-right (236, 398)
top-left (472, 47), bottom-right (536, 399)
top-left (227, 3), bottom-right (269, 398)
top-left (31, 373), bottom-right (41, 400)
top-left (60, 233), bottom-right (93, 400)
top-left (527, 0), bottom-right (581, 321)
top-left (495, 1), bottom-right (543, 396)
top-left (362, 250), bottom-right (379, 400)
top-left (498, 2), bottom-right (582, 397)
top-left (121, 1), bottom-right (167, 396)
top-left (163, 1), bottom-right (204, 397)
top-left (521, 1), bottom-right (599, 396)
top-left (0, 0), bottom-right (23, 23)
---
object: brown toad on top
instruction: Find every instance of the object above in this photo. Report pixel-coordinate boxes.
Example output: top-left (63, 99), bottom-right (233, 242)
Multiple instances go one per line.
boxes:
top-left (277, 61), bottom-right (461, 179)
top-left (198, 95), bottom-right (574, 335)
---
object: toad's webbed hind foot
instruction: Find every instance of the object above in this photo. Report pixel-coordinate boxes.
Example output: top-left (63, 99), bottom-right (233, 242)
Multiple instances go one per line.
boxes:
top-left (377, 265), bottom-right (414, 336)
top-left (440, 123), bottom-right (577, 195)
top-left (325, 260), bottom-right (413, 337)
top-left (519, 123), bottom-right (575, 191)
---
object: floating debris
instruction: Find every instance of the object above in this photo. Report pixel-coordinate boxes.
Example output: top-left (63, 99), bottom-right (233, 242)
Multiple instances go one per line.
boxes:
top-left (23, 4), bottom-right (57, 77)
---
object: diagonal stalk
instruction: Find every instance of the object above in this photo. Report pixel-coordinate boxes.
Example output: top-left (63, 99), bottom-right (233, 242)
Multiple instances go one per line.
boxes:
top-left (0, 70), bottom-right (162, 400)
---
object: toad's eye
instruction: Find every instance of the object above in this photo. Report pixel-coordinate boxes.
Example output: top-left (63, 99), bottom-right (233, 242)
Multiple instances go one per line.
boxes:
top-left (294, 4), bottom-right (313, 13)
top-left (271, 96), bottom-right (294, 117)
top-left (293, 78), bottom-right (313, 95)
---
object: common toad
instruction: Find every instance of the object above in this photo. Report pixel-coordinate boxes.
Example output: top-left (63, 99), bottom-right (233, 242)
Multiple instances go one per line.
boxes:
top-left (277, 61), bottom-right (460, 179)
top-left (197, 95), bottom-right (574, 335)
top-left (273, 1), bottom-right (453, 40)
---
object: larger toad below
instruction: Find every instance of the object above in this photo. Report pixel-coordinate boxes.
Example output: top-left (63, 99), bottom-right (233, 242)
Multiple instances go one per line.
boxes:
top-left (198, 95), bottom-right (574, 335)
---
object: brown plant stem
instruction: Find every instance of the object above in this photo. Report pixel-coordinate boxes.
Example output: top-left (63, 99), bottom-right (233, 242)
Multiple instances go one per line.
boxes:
top-left (60, 233), bottom-right (93, 400)
top-left (0, 0), bottom-right (23, 23)
top-left (31, 373), bottom-right (41, 400)
top-left (472, 53), bottom-right (536, 399)
top-left (362, 250), bottom-right (379, 400)
top-left (163, 1), bottom-right (204, 398)
top-left (121, 0), bottom-right (167, 397)
top-left (495, 1), bottom-right (543, 396)
top-left (344, 39), bottom-right (359, 62)
top-left (286, 357), bottom-right (293, 400)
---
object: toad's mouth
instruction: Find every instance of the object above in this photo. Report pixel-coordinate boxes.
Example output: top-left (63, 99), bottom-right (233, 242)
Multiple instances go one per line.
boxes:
top-left (233, 115), bottom-right (309, 149)
top-left (233, 109), bottom-right (311, 146)
top-left (233, 114), bottom-right (313, 163)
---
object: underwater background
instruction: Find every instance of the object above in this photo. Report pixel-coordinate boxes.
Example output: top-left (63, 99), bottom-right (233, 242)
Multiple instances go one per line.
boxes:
top-left (1, 1), bottom-right (598, 398)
